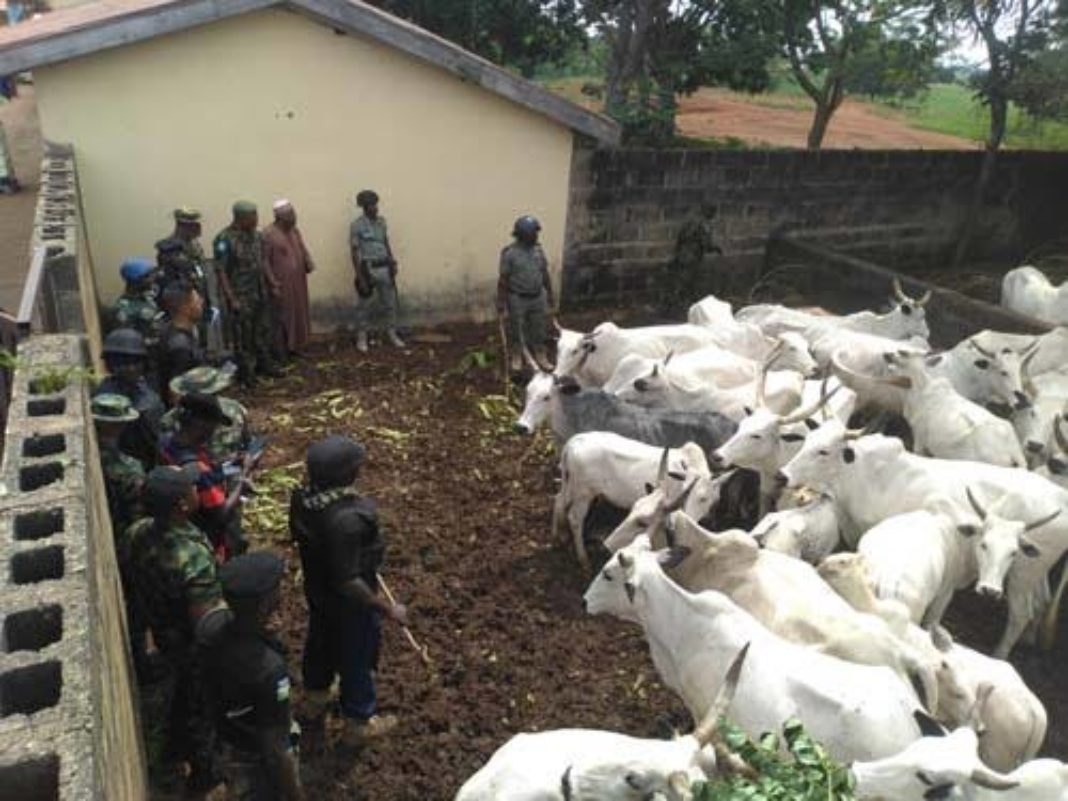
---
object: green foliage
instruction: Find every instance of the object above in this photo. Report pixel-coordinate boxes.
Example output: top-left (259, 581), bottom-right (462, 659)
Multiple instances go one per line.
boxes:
top-left (366, 0), bottom-right (586, 76)
top-left (695, 720), bottom-right (856, 801)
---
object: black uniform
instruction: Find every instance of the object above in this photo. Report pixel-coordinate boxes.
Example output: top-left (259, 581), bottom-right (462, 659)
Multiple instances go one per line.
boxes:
top-left (203, 622), bottom-right (293, 801)
top-left (156, 322), bottom-right (205, 403)
top-left (290, 487), bottom-right (385, 720)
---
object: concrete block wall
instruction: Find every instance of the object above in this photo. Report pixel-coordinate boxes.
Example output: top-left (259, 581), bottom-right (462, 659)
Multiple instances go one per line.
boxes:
top-left (563, 147), bottom-right (1068, 307)
top-left (0, 348), bottom-right (146, 794)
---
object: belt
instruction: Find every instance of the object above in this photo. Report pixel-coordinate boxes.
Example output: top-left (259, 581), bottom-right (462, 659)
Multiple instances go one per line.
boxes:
top-left (511, 289), bottom-right (543, 299)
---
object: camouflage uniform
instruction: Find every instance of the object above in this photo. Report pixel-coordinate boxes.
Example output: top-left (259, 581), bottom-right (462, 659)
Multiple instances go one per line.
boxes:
top-left (127, 516), bottom-right (221, 778)
top-left (351, 214), bottom-right (398, 334)
top-left (174, 208), bottom-right (227, 360)
top-left (499, 242), bottom-right (550, 350)
top-left (667, 209), bottom-right (721, 310)
top-left (94, 376), bottom-right (165, 470)
top-left (160, 397), bottom-right (250, 464)
top-left (112, 293), bottom-right (163, 348)
top-left (213, 225), bottom-right (277, 383)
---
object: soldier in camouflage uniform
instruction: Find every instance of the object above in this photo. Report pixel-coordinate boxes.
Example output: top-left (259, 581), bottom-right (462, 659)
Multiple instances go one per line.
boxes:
top-left (157, 237), bottom-right (207, 298)
top-left (127, 465), bottom-right (224, 796)
top-left (111, 258), bottom-right (163, 344)
top-left (214, 201), bottom-right (282, 387)
top-left (497, 215), bottom-right (554, 372)
top-left (665, 202), bottom-right (722, 313)
top-left (93, 393), bottom-right (154, 683)
top-left (172, 207), bottom-right (226, 360)
top-left (351, 190), bottom-right (404, 352)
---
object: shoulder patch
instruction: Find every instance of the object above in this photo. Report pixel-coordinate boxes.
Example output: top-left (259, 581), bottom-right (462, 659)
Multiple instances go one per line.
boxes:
top-left (213, 237), bottom-right (229, 258)
top-left (275, 676), bottom-right (291, 702)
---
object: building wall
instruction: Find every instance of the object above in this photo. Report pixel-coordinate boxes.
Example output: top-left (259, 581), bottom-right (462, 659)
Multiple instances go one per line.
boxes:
top-left (564, 147), bottom-right (1068, 307)
top-left (32, 7), bottom-right (575, 327)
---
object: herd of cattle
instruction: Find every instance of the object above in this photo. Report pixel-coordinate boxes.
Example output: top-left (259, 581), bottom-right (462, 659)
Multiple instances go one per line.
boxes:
top-left (456, 265), bottom-right (1068, 800)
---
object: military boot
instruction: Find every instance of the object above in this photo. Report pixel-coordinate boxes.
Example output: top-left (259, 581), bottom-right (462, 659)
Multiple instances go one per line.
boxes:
top-left (356, 331), bottom-right (369, 353)
top-left (387, 328), bottom-right (406, 348)
top-left (340, 714), bottom-right (398, 747)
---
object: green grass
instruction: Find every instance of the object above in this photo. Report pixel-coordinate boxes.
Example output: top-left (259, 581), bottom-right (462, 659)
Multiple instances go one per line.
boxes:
top-left (873, 83), bottom-right (1068, 150)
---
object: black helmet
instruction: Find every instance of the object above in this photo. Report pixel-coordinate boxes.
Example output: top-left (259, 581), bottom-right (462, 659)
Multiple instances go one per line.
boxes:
top-left (307, 435), bottom-right (366, 488)
top-left (102, 328), bottom-right (147, 358)
top-left (513, 215), bottom-right (541, 238)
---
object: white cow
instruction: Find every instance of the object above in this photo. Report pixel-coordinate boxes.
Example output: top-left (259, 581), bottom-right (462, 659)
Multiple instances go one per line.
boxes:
top-left (973, 326), bottom-right (1067, 378)
top-left (553, 433), bottom-right (722, 571)
top-left (454, 648), bottom-right (748, 801)
top-left (711, 379), bottom-right (851, 516)
top-left (737, 279), bottom-right (932, 342)
top-left (778, 420), bottom-right (1068, 657)
top-left (1002, 264), bottom-right (1068, 326)
top-left (606, 514), bottom-right (941, 710)
top-left (818, 557), bottom-right (1047, 772)
top-left (555, 323), bottom-right (723, 387)
top-left (1014, 357), bottom-right (1068, 465)
top-left (583, 541), bottom-right (929, 763)
top-left (853, 724), bottom-right (1042, 800)
top-left (835, 351), bottom-right (1025, 467)
top-left (1037, 415), bottom-right (1068, 488)
top-left (751, 493), bottom-right (841, 563)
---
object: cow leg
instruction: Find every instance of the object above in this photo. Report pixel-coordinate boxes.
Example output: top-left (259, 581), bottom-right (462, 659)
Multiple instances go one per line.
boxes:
top-left (568, 496), bottom-right (593, 573)
top-left (921, 589), bottom-right (954, 631)
top-left (993, 587), bottom-right (1036, 660)
top-left (551, 492), bottom-right (567, 543)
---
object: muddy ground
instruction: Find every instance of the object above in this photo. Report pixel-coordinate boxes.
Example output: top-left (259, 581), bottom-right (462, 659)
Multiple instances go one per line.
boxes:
top-left (221, 308), bottom-right (1068, 801)
top-left (234, 322), bottom-right (686, 801)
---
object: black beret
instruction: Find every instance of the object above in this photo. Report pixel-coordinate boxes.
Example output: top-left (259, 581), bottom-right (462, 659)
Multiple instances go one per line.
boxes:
top-left (180, 392), bottom-right (233, 426)
top-left (155, 237), bottom-right (184, 254)
top-left (219, 551), bottom-right (285, 601)
top-left (144, 465), bottom-right (199, 512)
top-left (307, 435), bottom-right (366, 486)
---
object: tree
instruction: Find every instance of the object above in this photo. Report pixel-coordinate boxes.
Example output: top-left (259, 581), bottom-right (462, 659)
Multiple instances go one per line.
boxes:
top-left (947, 0), bottom-right (1057, 266)
top-left (783, 0), bottom-right (943, 149)
top-left (584, 0), bottom-right (781, 144)
top-left (367, 1), bottom-right (586, 77)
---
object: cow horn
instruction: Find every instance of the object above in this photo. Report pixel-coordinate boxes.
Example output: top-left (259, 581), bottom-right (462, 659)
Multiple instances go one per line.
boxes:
top-left (830, 352), bottom-right (911, 392)
top-left (969, 769), bottom-right (1019, 791)
top-left (892, 277), bottom-right (908, 303)
top-left (553, 317), bottom-right (564, 334)
top-left (966, 487), bottom-right (988, 521)
top-left (1055, 414), bottom-right (1068, 455)
top-left (693, 642), bottom-right (751, 747)
top-left (1020, 337), bottom-right (1040, 357)
top-left (780, 375), bottom-right (841, 425)
top-left (657, 448), bottom-right (670, 484)
top-left (663, 350), bottom-right (675, 367)
top-left (917, 288), bottom-right (932, 307)
top-left (1025, 507), bottom-right (1061, 532)
top-left (1021, 347), bottom-right (1039, 399)
top-left (665, 477), bottom-right (699, 513)
top-left (969, 337), bottom-right (997, 359)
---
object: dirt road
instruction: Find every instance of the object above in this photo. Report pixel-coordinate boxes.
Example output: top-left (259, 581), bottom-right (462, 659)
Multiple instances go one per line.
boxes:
top-left (677, 88), bottom-right (978, 150)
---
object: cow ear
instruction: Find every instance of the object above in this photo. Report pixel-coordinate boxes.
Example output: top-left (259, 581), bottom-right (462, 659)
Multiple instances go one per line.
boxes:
top-left (1021, 539), bottom-right (1041, 558)
top-left (804, 418), bottom-right (820, 431)
top-left (743, 405), bottom-right (754, 416)
top-left (842, 447), bottom-right (856, 464)
top-left (1049, 458), bottom-right (1067, 475)
top-left (957, 524), bottom-right (978, 538)
top-left (644, 482), bottom-right (655, 495)
top-left (901, 304), bottom-right (913, 316)
top-left (882, 352), bottom-right (895, 364)
top-left (781, 432), bottom-right (805, 443)
top-left (923, 781), bottom-right (957, 801)
top-left (624, 772), bottom-right (650, 792)
top-left (925, 354), bottom-right (943, 367)
top-left (914, 710), bottom-right (949, 738)
top-left (658, 546), bottom-right (692, 571)
top-left (974, 358), bottom-right (990, 370)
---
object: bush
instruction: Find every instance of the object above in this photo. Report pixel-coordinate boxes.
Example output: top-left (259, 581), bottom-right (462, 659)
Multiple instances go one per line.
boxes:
top-left (694, 720), bottom-right (856, 801)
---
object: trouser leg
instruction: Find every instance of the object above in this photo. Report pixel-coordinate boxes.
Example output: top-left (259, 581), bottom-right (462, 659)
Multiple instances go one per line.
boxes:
top-left (338, 607), bottom-right (382, 721)
top-left (372, 268), bottom-right (398, 332)
top-left (252, 298), bottom-right (279, 373)
top-left (302, 610), bottom-right (338, 693)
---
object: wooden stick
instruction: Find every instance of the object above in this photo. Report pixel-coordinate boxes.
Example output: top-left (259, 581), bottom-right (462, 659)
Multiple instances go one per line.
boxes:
top-left (376, 573), bottom-right (432, 666)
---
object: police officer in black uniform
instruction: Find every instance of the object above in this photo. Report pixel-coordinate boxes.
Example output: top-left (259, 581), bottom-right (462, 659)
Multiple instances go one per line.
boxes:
top-left (289, 436), bottom-right (408, 746)
top-left (200, 552), bottom-right (304, 801)
top-left (95, 328), bottom-right (165, 469)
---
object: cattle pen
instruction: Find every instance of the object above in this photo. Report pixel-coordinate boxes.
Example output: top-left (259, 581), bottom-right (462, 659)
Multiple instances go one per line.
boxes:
top-left (219, 236), bottom-right (1068, 800)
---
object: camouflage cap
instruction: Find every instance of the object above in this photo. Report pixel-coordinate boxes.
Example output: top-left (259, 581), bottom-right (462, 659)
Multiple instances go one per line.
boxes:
top-left (91, 393), bottom-right (139, 423)
top-left (232, 200), bottom-right (257, 216)
top-left (174, 207), bottom-right (202, 224)
top-left (169, 365), bottom-right (234, 398)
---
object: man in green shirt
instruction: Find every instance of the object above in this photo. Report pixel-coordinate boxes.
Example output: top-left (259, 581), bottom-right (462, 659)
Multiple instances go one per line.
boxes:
top-left (497, 215), bottom-right (554, 372)
top-left (351, 189), bottom-right (404, 353)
